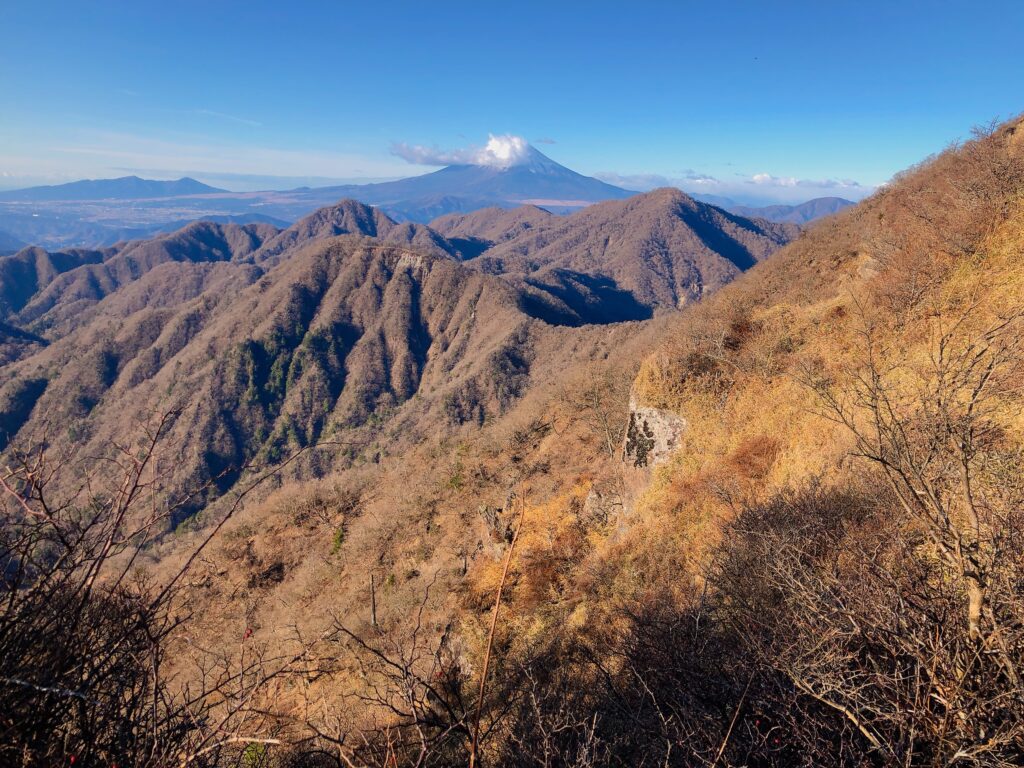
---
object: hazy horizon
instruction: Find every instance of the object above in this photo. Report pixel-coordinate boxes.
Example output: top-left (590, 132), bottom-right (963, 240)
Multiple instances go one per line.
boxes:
top-left (3, 2), bottom-right (1022, 204)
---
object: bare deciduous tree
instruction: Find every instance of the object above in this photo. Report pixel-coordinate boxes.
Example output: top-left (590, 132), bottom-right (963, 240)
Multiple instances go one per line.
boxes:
top-left (0, 411), bottom-right (330, 767)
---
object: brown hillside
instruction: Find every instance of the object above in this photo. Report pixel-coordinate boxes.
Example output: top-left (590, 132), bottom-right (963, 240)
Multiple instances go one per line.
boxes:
top-left (253, 199), bottom-right (460, 265)
top-left (478, 187), bottom-right (799, 311)
top-left (430, 204), bottom-right (555, 257)
top-left (4, 221), bottom-right (276, 338)
top-left (0, 231), bottom-right (663, 517)
top-left (0, 245), bottom-right (109, 317)
top-left (6, 120), bottom-right (1024, 766)
top-left (0, 187), bottom-right (798, 472)
top-left (150, 116), bottom-right (1024, 766)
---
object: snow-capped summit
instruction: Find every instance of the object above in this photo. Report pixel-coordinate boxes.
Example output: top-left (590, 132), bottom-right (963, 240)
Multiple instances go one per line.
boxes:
top-left (314, 136), bottom-right (631, 220)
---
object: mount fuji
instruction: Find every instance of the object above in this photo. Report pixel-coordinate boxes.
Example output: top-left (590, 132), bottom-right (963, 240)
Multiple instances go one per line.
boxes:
top-left (0, 138), bottom-right (634, 245)
top-left (305, 138), bottom-right (632, 221)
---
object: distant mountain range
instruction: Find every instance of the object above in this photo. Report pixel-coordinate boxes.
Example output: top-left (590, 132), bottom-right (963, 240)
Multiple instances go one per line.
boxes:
top-left (727, 196), bottom-right (854, 224)
top-left (0, 187), bottom-right (798, 503)
top-left (0, 175), bottom-right (225, 202)
top-left (0, 149), bottom-right (851, 249)
top-left (689, 194), bottom-right (854, 224)
top-left (306, 144), bottom-right (631, 220)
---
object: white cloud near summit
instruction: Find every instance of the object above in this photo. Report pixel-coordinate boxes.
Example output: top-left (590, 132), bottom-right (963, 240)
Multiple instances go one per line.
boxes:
top-left (391, 134), bottom-right (532, 168)
top-left (481, 135), bottom-right (529, 167)
top-left (595, 170), bottom-right (720, 191)
top-left (389, 135), bottom-right (876, 205)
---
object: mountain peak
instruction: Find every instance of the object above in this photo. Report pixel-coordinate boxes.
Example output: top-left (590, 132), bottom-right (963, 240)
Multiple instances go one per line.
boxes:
top-left (511, 144), bottom-right (567, 173)
top-left (476, 134), bottom-right (531, 168)
top-left (451, 134), bottom-right (558, 171)
top-left (645, 186), bottom-right (696, 203)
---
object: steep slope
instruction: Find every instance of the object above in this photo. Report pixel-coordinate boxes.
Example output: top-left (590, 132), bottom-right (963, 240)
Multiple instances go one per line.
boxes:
top-left (475, 116), bottom-right (1024, 764)
top-left (251, 200), bottom-right (398, 262)
top-left (2, 221), bottom-right (278, 339)
top-left (0, 175), bottom-right (226, 201)
top-left (376, 116), bottom-right (1024, 766)
top-left (0, 231), bottom-right (660, 516)
top-left (429, 205), bottom-right (555, 257)
top-left (147, 131), bottom-right (1004, 764)
top-left (478, 187), bottom-right (798, 314)
top-left (0, 246), bottom-right (109, 317)
top-left (0, 183), bottom-right (801, 501)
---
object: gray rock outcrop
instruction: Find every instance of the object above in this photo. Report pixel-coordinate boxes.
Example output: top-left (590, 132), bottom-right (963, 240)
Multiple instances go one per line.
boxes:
top-left (622, 396), bottom-right (686, 467)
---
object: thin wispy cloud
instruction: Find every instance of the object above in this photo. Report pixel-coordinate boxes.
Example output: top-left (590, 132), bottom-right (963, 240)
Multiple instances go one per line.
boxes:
top-left (39, 130), bottom-right (415, 182)
top-left (747, 173), bottom-right (867, 190)
top-left (193, 109), bottom-right (263, 127)
top-left (595, 170), bottom-right (721, 190)
top-left (596, 167), bottom-right (874, 205)
top-left (110, 167), bottom-right (405, 191)
top-left (390, 142), bottom-right (476, 166)
top-left (11, 122), bottom-right (879, 205)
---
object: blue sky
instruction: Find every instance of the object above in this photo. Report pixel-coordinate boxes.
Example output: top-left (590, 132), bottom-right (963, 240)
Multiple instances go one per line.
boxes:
top-left (2, 0), bottom-right (1022, 203)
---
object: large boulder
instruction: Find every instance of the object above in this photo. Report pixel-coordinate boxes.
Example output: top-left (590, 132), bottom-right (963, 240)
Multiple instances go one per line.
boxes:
top-left (622, 396), bottom-right (686, 468)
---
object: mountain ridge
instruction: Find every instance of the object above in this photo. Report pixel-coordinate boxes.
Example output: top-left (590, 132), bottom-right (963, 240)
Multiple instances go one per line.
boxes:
top-left (0, 175), bottom-right (226, 201)
top-left (729, 195), bottom-right (854, 224)
top-left (140, 119), bottom-right (1024, 767)
top-left (0, 156), bottom-right (847, 251)
top-left (0, 184), bottom-right (798, 501)
top-left (0, 146), bottom-right (632, 247)
top-left (475, 187), bottom-right (799, 312)
top-left (296, 144), bottom-right (631, 221)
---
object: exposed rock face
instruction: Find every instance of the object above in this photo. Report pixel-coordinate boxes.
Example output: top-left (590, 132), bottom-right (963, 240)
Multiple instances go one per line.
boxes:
top-left (622, 396), bottom-right (686, 467)
top-left (582, 484), bottom-right (623, 525)
top-left (479, 501), bottom-right (516, 544)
